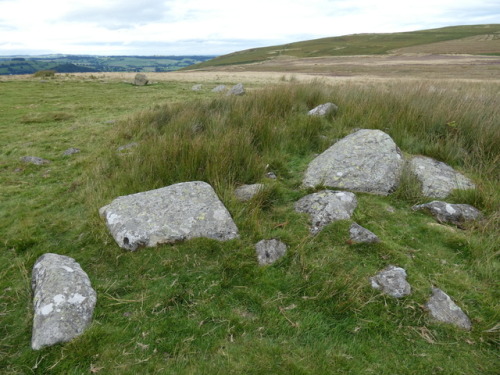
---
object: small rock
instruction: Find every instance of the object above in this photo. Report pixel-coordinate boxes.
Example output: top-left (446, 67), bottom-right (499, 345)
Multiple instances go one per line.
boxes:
top-left (234, 184), bottom-right (264, 202)
top-left (308, 102), bottom-right (338, 116)
top-left (117, 142), bottom-right (138, 152)
top-left (370, 265), bottom-right (411, 298)
top-left (295, 190), bottom-right (357, 234)
top-left (62, 148), bottom-right (80, 156)
top-left (31, 253), bottom-right (97, 350)
top-left (191, 84), bottom-right (203, 91)
top-left (20, 156), bottom-right (50, 165)
top-left (265, 172), bottom-right (277, 179)
top-left (255, 239), bottom-right (287, 265)
top-left (349, 223), bottom-right (380, 243)
top-left (425, 288), bottom-right (472, 330)
top-left (211, 85), bottom-right (226, 93)
top-left (133, 73), bottom-right (148, 86)
top-left (226, 83), bottom-right (245, 96)
top-left (412, 201), bottom-right (482, 227)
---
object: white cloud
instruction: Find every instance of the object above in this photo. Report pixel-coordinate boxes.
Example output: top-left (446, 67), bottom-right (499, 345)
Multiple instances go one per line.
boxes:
top-left (0, 0), bottom-right (498, 55)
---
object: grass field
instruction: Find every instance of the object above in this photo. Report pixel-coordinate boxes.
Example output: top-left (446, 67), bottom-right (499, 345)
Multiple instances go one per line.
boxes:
top-left (0, 69), bottom-right (498, 374)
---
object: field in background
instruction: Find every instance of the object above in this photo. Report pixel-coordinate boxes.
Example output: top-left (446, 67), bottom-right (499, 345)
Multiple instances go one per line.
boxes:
top-left (0, 57), bottom-right (499, 374)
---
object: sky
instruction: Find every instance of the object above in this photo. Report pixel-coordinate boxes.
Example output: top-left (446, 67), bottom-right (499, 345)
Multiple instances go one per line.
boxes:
top-left (0, 0), bottom-right (498, 56)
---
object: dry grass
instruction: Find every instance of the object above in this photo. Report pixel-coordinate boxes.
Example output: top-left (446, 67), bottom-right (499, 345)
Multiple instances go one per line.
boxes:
top-left (391, 34), bottom-right (500, 55)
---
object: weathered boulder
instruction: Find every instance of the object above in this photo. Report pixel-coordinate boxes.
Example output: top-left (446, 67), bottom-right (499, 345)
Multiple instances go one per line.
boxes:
top-left (227, 83), bottom-right (245, 96)
top-left (191, 84), bottom-right (203, 91)
top-left (370, 265), bottom-right (411, 298)
top-left (255, 239), bottom-right (287, 265)
top-left (308, 102), bottom-right (338, 116)
top-left (425, 288), bottom-right (472, 330)
top-left (20, 156), bottom-right (50, 165)
top-left (99, 181), bottom-right (239, 251)
top-left (31, 253), bottom-right (96, 350)
top-left (295, 190), bottom-right (357, 234)
top-left (62, 147), bottom-right (80, 156)
top-left (349, 223), bottom-right (380, 243)
top-left (211, 85), bottom-right (227, 93)
top-left (117, 142), bottom-right (138, 152)
top-left (412, 201), bottom-right (482, 227)
top-left (234, 183), bottom-right (264, 202)
top-left (302, 129), bottom-right (404, 195)
top-left (133, 73), bottom-right (148, 86)
top-left (409, 156), bottom-right (475, 198)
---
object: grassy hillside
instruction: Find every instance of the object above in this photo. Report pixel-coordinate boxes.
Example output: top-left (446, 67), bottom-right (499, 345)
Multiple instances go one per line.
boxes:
top-left (187, 24), bottom-right (500, 69)
top-left (0, 75), bottom-right (498, 374)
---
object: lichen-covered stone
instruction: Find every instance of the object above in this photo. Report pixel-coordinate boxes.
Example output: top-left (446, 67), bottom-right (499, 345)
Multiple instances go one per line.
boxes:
top-left (410, 156), bottom-right (475, 198)
top-left (295, 190), bottom-right (357, 234)
top-left (226, 83), bottom-right (245, 96)
top-left (370, 265), bottom-right (411, 298)
top-left (20, 156), bottom-right (50, 165)
top-left (349, 223), bottom-right (380, 243)
top-left (234, 184), bottom-right (264, 201)
top-left (308, 102), bottom-right (338, 116)
top-left (412, 201), bottom-right (482, 227)
top-left (31, 253), bottom-right (96, 350)
top-left (211, 85), bottom-right (227, 93)
top-left (425, 288), bottom-right (472, 330)
top-left (99, 181), bottom-right (239, 250)
top-left (302, 129), bottom-right (403, 195)
top-left (133, 73), bottom-right (148, 86)
top-left (62, 148), bottom-right (80, 156)
top-left (255, 239), bottom-right (287, 265)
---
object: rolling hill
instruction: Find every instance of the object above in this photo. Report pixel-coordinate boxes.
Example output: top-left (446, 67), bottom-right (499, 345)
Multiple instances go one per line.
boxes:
top-left (185, 24), bottom-right (500, 69)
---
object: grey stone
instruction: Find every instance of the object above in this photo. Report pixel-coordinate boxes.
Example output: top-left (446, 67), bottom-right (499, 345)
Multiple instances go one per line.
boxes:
top-left (370, 265), bottom-right (411, 298)
top-left (308, 102), bottom-right (338, 116)
top-left (295, 190), bottom-right (357, 234)
top-left (211, 85), bottom-right (227, 92)
top-left (425, 288), bottom-right (472, 330)
top-left (349, 223), bottom-right (380, 243)
top-left (99, 181), bottom-right (239, 251)
top-left (117, 142), bottom-right (138, 152)
top-left (133, 73), bottom-right (148, 86)
top-left (31, 253), bottom-right (96, 350)
top-left (412, 201), bottom-right (482, 227)
top-left (255, 239), bottom-right (287, 265)
top-left (234, 183), bottom-right (264, 201)
top-left (227, 83), bottom-right (245, 96)
top-left (410, 156), bottom-right (475, 198)
top-left (302, 129), bottom-right (404, 195)
top-left (265, 171), bottom-right (277, 179)
top-left (191, 84), bottom-right (203, 91)
top-left (20, 156), bottom-right (50, 165)
top-left (62, 148), bottom-right (80, 156)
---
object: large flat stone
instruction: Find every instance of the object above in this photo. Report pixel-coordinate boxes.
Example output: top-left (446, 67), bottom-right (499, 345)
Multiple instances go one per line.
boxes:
top-left (31, 253), bottom-right (96, 350)
top-left (99, 181), bottom-right (239, 250)
top-left (412, 201), bottom-right (482, 228)
top-left (302, 129), bottom-right (404, 195)
top-left (410, 156), bottom-right (475, 198)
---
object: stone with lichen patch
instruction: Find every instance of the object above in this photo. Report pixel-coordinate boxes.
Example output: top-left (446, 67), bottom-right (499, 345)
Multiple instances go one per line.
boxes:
top-left (255, 239), bottom-right (287, 265)
top-left (349, 223), bottom-right (380, 243)
top-left (234, 184), bottom-right (264, 201)
top-left (425, 288), bottom-right (472, 330)
top-left (31, 253), bottom-right (96, 350)
top-left (412, 201), bottom-right (482, 228)
top-left (370, 265), bottom-right (411, 298)
top-left (308, 102), bottom-right (338, 116)
top-left (99, 181), bottom-right (239, 251)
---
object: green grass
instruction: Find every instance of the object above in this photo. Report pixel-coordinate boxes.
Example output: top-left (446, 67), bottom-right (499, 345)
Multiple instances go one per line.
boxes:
top-left (0, 77), bottom-right (498, 374)
top-left (187, 24), bottom-right (500, 68)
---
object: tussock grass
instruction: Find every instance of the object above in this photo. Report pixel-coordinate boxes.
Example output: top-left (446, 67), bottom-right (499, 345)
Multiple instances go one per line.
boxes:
top-left (1, 78), bottom-right (498, 374)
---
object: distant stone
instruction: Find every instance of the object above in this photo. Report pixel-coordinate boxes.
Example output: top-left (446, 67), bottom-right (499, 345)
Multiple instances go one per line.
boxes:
top-left (265, 171), bottom-right (277, 179)
top-left (191, 84), bottom-right (203, 91)
top-left (211, 85), bottom-right (227, 93)
top-left (425, 288), bottom-right (472, 330)
top-left (133, 73), bottom-right (148, 86)
top-left (308, 102), bottom-right (338, 116)
top-left (117, 142), bottom-right (138, 152)
top-left (349, 223), bottom-right (380, 243)
top-left (31, 253), bottom-right (96, 350)
top-left (227, 83), bottom-right (245, 96)
top-left (234, 183), bottom-right (264, 202)
top-left (99, 181), bottom-right (239, 251)
top-left (410, 156), bottom-right (475, 198)
top-left (20, 156), bottom-right (50, 165)
top-left (412, 201), bottom-right (482, 227)
top-left (302, 129), bottom-right (404, 195)
top-left (62, 147), bottom-right (80, 156)
top-left (255, 239), bottom-right (287, 265)
top-left (295, 190), bottom-right (357, 234)
top-left (370, 265), bottom-right (411, 298)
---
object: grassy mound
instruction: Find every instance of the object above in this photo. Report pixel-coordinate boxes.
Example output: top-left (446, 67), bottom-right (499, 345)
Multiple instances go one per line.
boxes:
top-left (1, 79), bottom-right (498, 374)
